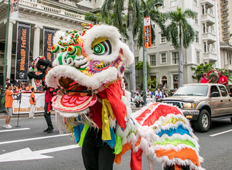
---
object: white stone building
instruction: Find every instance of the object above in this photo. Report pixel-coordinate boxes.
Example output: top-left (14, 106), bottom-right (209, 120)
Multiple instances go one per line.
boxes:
top-left (133, 0), bottom-right (221, 91)
top-left (0, 0), bottom-right (90, 84)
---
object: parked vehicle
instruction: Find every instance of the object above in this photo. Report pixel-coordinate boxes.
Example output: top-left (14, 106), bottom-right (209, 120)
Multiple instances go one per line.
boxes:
top-left (161, 83), bottom-right (232, 132)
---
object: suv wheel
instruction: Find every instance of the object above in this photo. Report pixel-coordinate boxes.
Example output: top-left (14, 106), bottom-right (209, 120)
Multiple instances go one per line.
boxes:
top-left (194, 109), bottom-right (211, 132)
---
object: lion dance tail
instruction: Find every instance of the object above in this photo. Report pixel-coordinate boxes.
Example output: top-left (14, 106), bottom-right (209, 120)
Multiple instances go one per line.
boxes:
top-left (115, 103), bottom-right (204, 170)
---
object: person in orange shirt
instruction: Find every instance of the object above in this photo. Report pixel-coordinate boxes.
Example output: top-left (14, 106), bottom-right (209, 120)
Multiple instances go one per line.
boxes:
top-left (25, 83), bottom-right (32, 91)
top-left (16, 84), bottom-right (23, 92)
top-left (29, 88), bottom-right (36, 119)
top-left (3, 83), bottom-right (21, 129)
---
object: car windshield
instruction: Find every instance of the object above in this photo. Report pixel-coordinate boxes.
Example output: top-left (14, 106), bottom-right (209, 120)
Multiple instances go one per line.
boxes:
top-left (174, 85), bottom-right (208, 96)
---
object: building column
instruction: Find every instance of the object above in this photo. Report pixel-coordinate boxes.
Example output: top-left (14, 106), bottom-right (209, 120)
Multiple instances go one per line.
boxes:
top-left (33, 25), bottom-right (42, 59)
top-left (6, 21), bottom-right (14, 80)
top-left (170, 74), bottom-right (173, 90)
top-left (32, 25), bottom-right (42, 88)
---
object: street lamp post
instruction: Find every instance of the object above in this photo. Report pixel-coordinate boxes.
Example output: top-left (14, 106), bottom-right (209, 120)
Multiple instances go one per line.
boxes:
top-left (141, 11), bottom-right (147, 105)
top-left (141, 1), bottom-right (163, 105)
top-left (1, 0), bottom-right (11, 109)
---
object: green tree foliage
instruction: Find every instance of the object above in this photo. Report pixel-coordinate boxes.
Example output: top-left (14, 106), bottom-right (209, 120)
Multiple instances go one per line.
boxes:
top-left (191, 63), bottom-right (214, 82)
top-left (191, 63), bottom-right (232, 83)
top-left (135, 61), bottom-right (151, 71)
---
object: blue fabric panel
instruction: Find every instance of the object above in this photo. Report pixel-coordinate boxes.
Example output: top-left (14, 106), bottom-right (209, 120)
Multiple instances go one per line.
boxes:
top-left (157, 124), bottom-right (191, 137)
top-left (103, 128), bottom-right (116, 149)
top-left (73, 123), bottom-right (84, 144)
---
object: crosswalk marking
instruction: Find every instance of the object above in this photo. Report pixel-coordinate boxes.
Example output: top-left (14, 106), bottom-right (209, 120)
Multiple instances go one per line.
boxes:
top-left (0, 134), bottom-right (70, 145)
top-left (0, 128), bottom-right (30, 133)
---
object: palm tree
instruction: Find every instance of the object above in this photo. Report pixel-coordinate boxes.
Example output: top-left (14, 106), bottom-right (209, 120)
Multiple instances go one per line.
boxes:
top-left (166, 7), bottom-right (196, 87)
top-left (101, 0), bottom-right (140, 93)
top-left (101, 0), bottom-right (166, 93)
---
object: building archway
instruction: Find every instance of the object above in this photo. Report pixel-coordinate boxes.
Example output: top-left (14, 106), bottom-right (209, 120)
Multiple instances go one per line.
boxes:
top-left (161, 75), bottom-right (167, 88)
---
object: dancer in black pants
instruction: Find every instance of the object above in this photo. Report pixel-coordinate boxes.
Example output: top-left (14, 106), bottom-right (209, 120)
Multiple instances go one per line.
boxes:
top-left (82, 128), bottom-right (115, 170)
top-left (42, 82), bottom-right (54, 133)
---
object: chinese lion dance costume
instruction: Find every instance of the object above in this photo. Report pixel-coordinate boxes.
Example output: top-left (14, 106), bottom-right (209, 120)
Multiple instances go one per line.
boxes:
top-left (45, 24), bottom-right (204, 170)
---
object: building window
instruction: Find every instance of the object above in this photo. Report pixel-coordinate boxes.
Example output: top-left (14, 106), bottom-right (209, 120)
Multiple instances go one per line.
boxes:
top-left (202, 5), bottom-right (205, 15)
top-left (210, 8), bottom-right (213, 15)
top-left (212, 25), bottom-right (214, 33)
top-left (194, 0), bottom-right (197, 6)
top-left (173, 75), bottom-right (178, 88)
top-left (203, 23), bottom-right (206, 33)
top-left (151, 76), bottom-right (157, 88)
top-left (195, 31), bottom-right (199, 43)
top-left (161, 76), bottom-right (167, 88)
top-left (150, 55), bottom-right (156, 66)
top-left (172, 52), bottom-right (179, 64)
top-left (227, 52), bottom-right (232, 65)
top-left (204, 42), bottom-right (207, 52)
top-left (196, 51), bottom-right (200, 64)
top-left (195, 13), bottom-right (198, 24)
top-left (160, 34), bottom-right (166, 43)
top-left (135, 56), bottom-right (139, 63)
top-left (170, 0), bottom-right (178, 7)
top-left (161, 53), bottom-right (167, 63)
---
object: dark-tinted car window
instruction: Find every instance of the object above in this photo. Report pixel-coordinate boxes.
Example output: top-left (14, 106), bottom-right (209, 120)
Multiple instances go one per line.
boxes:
top-left (210, 86), bottom-right (220, 97)
top-left (219, 86), bottom-right (228, 97)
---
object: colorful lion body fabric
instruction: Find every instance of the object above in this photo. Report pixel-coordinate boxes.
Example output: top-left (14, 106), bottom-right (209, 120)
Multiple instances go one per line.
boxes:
top-left (46, 24), bottom-right (204, 170)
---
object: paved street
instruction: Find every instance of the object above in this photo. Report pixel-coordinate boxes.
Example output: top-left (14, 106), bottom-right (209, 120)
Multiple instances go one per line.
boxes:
top-left (0, 115), bottom-right (232, 170)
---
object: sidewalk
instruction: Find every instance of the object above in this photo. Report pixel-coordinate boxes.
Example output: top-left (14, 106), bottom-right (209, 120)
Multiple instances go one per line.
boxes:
top-left (0, 110), bottom-right (55, 119)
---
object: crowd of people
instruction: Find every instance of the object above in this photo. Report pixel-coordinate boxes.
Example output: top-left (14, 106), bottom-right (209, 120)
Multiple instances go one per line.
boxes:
top-left (200, 71), bottom-right (228, 86)
top-left (131, 88), bottom-right (178, 108)
top-left (2, 81), bottom-right (58, 133)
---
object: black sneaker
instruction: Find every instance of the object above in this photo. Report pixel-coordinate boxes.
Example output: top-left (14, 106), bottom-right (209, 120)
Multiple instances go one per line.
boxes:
top-left (43, 128), bottom-right (49, 132)
top-left (47, 128), bottom-right (53, 133)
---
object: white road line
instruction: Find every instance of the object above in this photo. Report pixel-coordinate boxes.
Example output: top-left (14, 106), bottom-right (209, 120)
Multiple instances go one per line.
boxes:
top-left (0, 134), bottom-right (70, 145)
top-left (0, 145), bottom-right (80, 162)
top-left (210, 129), bottom-right (232, 137)
top-left (0, 128), bottom-right (30, 133)
top-left (34, 145), bottom-right (80, 154)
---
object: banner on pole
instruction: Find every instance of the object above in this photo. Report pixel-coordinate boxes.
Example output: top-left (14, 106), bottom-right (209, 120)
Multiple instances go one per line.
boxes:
top-left (10, 0), bottom-right (19, 20)
top-left (13, 93), bottom-right (45, 114)
top-left (15, 23), bottom-right (31, 81)
top-left (144, 16), bottom-right (152, 48)
top-left (43, 28), bottom-right (55, 62)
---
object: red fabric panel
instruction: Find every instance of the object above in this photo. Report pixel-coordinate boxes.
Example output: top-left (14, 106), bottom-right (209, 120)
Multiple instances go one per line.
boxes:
top-left (130, 149), bottom-right (143, 170)
top-left (142, 105), bottom-right (182, 126)
top-left (45, 90), bottom-right (53, 103)
top-left (106, 80), bottom-right (127, 129)
top-left (135, 103), bottom-right (159, 124)
top-left (89, 101), bottom-right (103, 128)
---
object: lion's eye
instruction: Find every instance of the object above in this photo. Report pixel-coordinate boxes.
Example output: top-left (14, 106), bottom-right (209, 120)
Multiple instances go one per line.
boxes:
top-left (93, 40), bottom-right (112, 55)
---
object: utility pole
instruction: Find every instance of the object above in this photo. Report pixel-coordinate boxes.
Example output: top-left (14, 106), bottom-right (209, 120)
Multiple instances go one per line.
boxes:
top-left (1, 0), bottom-right (11, 109)
top-left (141, 11), bottom-right (147, 105)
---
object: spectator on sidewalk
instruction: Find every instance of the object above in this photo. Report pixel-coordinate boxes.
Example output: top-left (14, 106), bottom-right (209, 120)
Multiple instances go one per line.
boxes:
top-left (155, 88), bottom-right (163, 102)
top-left (25, 83), bottom-right (32, 91)
top-left (3, 83), bottom-right (21, 129)
top-left (164, 90), bottom-right (169, 98)
top-left (42, 82), bottom-right (54, 133)
top-left (134, 93), bottom-right (140, 108)
top-left (16, 84), bottom-right (23, 92)
top-left (29, 87), bottom-right (36, 119)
